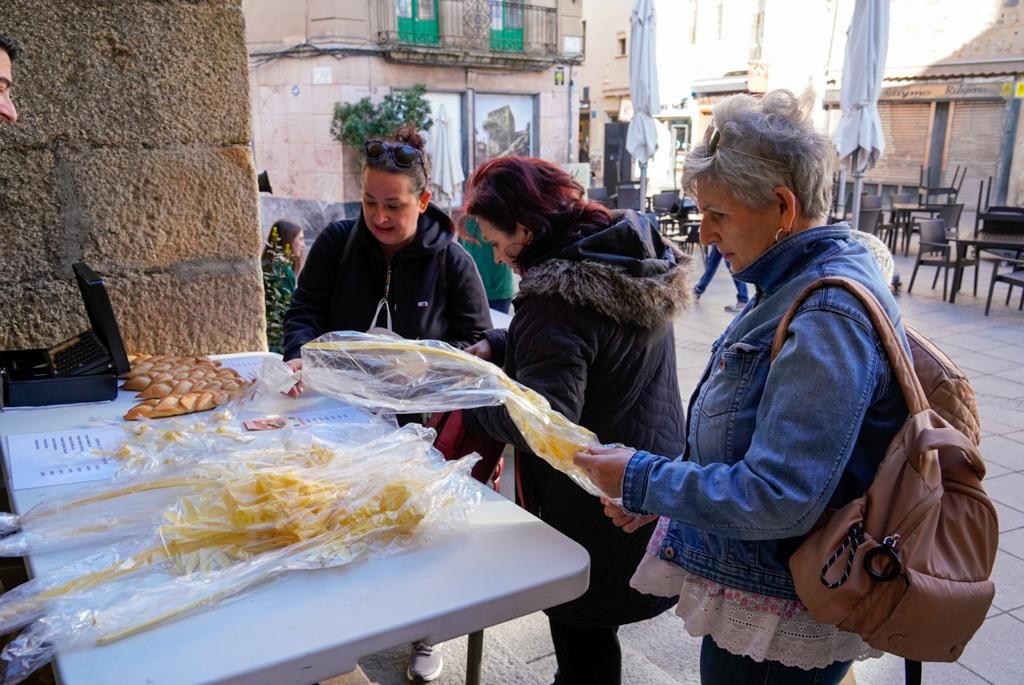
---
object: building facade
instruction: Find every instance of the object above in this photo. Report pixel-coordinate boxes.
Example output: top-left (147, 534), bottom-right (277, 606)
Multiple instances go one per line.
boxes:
top-left (578, 0), bottom-right (1024, 210)
top-left (2, 0), bottom-right (266, 356)
top-left (242, 0), bottom-right (584, 216)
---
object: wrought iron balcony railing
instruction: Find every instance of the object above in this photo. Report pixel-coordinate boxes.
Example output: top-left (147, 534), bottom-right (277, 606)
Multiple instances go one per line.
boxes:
top-left (377, 0), bottom-right (559, 63)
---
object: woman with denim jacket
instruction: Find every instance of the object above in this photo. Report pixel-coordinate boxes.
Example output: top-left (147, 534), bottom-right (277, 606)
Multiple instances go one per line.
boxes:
top-left (574, 90), bottom-right (909, 685)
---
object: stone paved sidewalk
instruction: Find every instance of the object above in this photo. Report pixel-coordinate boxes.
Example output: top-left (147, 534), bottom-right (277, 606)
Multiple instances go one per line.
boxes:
top-left (338, 249), bottom-right (1024, 685)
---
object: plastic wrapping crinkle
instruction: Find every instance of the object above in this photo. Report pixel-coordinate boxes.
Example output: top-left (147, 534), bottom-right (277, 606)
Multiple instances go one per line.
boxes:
top-left (0, 422), bottom-right (414, 557)
top-left (300, 331), bottom-right (607, 496)
top-left (101, 388), bottom-right (394, 477)
top-left (0, 425), bottom-right (480, 684)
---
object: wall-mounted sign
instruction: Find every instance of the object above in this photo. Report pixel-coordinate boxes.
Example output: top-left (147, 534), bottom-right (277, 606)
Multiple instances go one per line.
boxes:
top-left (618, 98), bottom-right (634, 122)
top-left (555, 67), bottom-right (566, 86)
top-left (826, 81), bottom-right (1011, 103)
top-left (312, 67), bottom-right (333, 85)
top-left (563, 36), bottom-right (582, 55)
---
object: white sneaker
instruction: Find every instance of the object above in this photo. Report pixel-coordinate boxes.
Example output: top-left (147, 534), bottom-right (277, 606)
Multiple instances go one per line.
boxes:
top-left (407, 641), bottom-right (443, 682)
top-left (724, 301), bottom-right (747, 313)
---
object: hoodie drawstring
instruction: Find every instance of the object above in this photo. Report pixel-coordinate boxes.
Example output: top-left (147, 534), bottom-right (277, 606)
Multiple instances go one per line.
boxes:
top-left (370, 263), bottom-right (394, 331)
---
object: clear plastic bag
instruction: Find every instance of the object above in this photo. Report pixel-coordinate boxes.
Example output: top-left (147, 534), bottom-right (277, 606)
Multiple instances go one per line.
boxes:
top-left (299, 331), bottom-right (606, 496)
top-left (103, 387), bottom-right (394, 477)
top-left (0, 424), bottom-right (431, 557)
top-left (0, 424), bottom-right (480, 684)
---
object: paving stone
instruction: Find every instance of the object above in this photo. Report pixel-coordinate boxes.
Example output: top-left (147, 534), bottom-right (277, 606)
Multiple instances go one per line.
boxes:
top-left (984, 461), bottom-right (1014, 479)
top-left (998, 527), bottom-right (1024, 561)
top-left (979, 343), bottom-right (1024, 364)
top-left (981, 435), bottom-right (1024, 472)
top-left (956, 613), bottom-right (1024, 684)
top-left (955, 353), bottom-right (1023, 375)
top-left (978, 403), bottom-right (1024, 430)
top-left (323, 668), bottom-right (371, 685)
top-left (996, 365), bottom-right (1024, 385)
top-left (360, 633), bottom-right (546, 685)
top-left (619, 609), bottom-right (702, 679)
top-left (971, 375), bottom-right (1024, 403)
top-left (982, 473), bottom-right (1024, 511)
top-left (981, 417), bottom-right (1024, 438)
top-left (852, 654), bottom-right (989, 685)
top-left (993, 502), bottom-right (1024, 533)
top-left (934, 332), bottom-right (1009, 352)
top-left (990, 550), bottom-right (1024, 612)
top-left (487, 610), bottom-right (554, 664)
top-left (984, 324), bottom-right (1024, 345)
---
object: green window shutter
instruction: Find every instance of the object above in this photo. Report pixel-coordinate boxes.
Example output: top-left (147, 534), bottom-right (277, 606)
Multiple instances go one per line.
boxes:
top-left (490, 1), bottom-right (524, 52)
top-left (397, 0), bottom-right (439, 45)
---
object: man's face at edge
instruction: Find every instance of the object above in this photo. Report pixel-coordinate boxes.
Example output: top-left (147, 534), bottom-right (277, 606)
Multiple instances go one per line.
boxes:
top-left (0, 49), bottom-right (17, 125)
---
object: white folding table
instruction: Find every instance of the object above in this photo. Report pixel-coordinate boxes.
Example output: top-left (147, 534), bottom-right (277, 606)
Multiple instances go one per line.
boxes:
top-left (0, 353), bottom-right (590, 685)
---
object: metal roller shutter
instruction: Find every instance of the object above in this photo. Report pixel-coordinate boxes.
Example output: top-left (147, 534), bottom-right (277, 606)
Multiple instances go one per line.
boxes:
top-left (868, 102), bottom-right (930, 188)
top-left (945, 101), bottom-right (1005, 214)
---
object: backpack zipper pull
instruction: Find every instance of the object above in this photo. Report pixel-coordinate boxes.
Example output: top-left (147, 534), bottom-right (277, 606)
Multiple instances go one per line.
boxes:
top-left (864, 533), bottom-right (904, 582)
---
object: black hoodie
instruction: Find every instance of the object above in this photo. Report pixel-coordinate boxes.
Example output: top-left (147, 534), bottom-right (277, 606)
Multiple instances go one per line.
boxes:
top-left (282, 204), bottom-right (491, 360)
top-left (466, 210), bottom-right (691, 628)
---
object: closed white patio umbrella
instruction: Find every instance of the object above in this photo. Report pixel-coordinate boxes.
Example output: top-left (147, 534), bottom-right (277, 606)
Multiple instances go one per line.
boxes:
top-left (428, 103), bottom-right (464, 209)
top-left (626, 0), bottom-right (660, 209)
top-left (834, 0), bottom-right (890, 230)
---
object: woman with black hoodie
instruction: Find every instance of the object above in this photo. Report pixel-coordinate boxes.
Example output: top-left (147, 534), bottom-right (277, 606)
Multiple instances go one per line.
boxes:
top-left (283, 126), bottom-right (490, 681)
top-left (282, 125), bottom-right (491, 371)
top-left (462, 157), bottom-right (691, 685)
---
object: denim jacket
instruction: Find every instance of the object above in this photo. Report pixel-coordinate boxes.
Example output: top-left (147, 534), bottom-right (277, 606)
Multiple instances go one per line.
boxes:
top-left (622, 225), bottom-right (909, 600)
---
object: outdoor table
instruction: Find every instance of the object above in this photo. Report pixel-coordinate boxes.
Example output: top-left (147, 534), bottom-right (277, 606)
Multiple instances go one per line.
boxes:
top-left (949, 227), bottom-right (1024, 304)
top-left (890, 203), bottom-right (945, 255)
top-left (0, 352), bottom-right (590, 685)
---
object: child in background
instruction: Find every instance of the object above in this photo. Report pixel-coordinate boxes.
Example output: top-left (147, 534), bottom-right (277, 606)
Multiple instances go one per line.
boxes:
top-left (262, 220), bottom-right (305, 354)
top-left (262, 220), bottom-right (306, 289)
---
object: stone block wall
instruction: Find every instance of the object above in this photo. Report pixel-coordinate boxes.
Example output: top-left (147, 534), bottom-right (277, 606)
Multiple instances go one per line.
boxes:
top-left (0, 0), bottom-right (265, 356)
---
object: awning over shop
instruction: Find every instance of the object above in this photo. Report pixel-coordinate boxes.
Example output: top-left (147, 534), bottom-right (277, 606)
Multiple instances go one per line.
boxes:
top-left (690, 74), bottom-right (748, 95)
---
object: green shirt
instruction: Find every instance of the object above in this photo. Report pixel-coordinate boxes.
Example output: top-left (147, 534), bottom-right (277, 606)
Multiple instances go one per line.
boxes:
top-left (459, 218), bottom-right (515, 301)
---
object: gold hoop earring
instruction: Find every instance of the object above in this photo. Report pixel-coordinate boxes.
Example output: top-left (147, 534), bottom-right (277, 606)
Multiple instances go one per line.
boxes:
top-left (773, 227), bottom-right (791, 243)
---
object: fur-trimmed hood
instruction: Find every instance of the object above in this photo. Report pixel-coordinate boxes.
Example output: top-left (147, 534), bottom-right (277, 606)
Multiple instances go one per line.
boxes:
top-left (518, 211), bottom-right (692, 329)
top-left (517, 258), bottom-right (690, 329)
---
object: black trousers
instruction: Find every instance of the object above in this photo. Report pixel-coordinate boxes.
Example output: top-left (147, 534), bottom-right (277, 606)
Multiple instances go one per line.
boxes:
top-left (548, 617), bottom-right (621, 685)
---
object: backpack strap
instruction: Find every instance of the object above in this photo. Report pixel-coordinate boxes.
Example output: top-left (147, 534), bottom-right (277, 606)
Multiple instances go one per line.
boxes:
top-left (905, 658), bottom-right (922, 685)
top-left (769, 276), bottom-right (929, 417)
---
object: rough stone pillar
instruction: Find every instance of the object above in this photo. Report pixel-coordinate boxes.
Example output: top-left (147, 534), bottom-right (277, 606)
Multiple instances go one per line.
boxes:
top-left (0, 0), bottom-right (266, 356)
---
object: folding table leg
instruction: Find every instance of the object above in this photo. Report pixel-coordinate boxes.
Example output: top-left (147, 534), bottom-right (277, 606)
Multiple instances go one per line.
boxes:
top-left (466, 630), bottom-right (484, 685)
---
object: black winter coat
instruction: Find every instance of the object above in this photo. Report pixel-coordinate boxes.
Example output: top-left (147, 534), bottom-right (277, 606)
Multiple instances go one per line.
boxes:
top-left (465, 211), bottom-right (690, 628)
top-left (283, 204), bottom-right (492, 360)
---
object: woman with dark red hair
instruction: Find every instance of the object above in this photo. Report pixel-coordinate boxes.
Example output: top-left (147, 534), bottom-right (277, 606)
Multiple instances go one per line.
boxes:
top-left (462, 157), bottom-right (691, 685)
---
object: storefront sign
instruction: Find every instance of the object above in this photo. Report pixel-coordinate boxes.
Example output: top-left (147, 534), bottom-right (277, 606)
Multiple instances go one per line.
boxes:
top-left (825, 81), bottom-right (1011, 104)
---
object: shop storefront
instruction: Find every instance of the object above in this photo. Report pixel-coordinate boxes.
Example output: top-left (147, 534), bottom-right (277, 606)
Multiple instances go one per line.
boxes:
top-left (825, 78), bottom-right (1019, 211)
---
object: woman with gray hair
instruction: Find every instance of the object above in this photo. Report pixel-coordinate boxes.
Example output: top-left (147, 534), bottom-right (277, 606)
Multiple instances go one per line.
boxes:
top-left (573, 90), bottom-right (908, 683)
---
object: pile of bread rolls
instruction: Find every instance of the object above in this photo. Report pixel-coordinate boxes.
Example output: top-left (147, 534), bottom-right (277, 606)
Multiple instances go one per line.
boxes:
top-left (121, 355), bottom-right (253, 420)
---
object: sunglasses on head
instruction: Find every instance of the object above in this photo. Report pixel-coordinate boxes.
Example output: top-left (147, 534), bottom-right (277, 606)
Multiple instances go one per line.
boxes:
top-left (702, 125), bottom-right (787, 168)
top-left (705, 127), bottom-right (722, 156)
top-left (364, 140), bottom-right (428, 182)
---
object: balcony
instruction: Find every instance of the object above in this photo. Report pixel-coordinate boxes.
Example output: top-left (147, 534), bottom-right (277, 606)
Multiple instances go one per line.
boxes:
top-left (376, 0), bottom-right (570, 70)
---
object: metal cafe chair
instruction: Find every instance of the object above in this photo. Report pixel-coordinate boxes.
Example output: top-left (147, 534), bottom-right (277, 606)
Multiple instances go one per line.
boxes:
top-left (652, 190), bottom-right (680, 235)
top-left (588, 186), bottom-right (611, 207)
top-left (856, 207), bottom-right (882, 236)
top-left (908, 218), bottom-right (978, 301)
top-left (985, 256), bottom-right (1024, 316)
top-left (615, 185), bottom-right (642, 211)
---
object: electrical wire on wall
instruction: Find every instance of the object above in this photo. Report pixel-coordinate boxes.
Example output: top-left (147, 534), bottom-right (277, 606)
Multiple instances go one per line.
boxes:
top-left (248, 42), bottom-right (383, 71)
